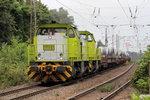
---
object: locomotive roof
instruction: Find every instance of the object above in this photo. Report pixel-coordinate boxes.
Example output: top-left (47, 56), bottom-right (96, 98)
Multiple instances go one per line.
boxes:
top-left (38, 24), bottom-right (74, 28)
top-left (79, 31), bottom-right (93, 35)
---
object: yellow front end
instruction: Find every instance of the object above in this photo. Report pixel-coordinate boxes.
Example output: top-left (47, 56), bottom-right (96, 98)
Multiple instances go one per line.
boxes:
top-left (27, 62), bottom-right (72, 83)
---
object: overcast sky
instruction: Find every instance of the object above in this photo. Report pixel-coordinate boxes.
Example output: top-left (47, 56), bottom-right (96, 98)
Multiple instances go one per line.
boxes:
top-left (41, 0), bottom-right (150, 52)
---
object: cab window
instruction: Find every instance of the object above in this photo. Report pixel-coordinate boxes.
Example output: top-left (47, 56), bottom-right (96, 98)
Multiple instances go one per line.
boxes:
top-left (69, 28), bottom-right (75, 38)
top-left (88, 35), bottom-right (93, 42)
top-left (74, 28), bottom-right (80, 39)
top-left (37, 28), bottom-right (67, 35)
top-left (80, 34), bottom-right (86, 40)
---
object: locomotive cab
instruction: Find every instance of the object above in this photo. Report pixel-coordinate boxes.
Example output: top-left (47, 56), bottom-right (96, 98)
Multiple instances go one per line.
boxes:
top-left (79, 31), bottom-right (96, 60)
top-left (29, 24), bottom-right (81, 62)
top-left (79, 31), bottom-right (101, 72)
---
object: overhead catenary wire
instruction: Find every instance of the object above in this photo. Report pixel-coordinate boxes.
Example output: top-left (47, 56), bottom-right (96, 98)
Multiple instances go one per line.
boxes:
top-left (127, 0), bottom-right (149, 17)
top-left (55, 0), bottom-right (108, 43)
top-left (64, 0), bottom-right (111, 25)
top-left (136, 0), bottom-right (150, 17)
top-left (56, 0), bottom-right (96, 26)
top-left (69, 0), bottom-right (98, 8)
top-left (55, 0), bottom-right (148, 51)
top-left (117, 0), bottom-right (130, 22)
top-left (55, 0), bottom-right (108, 32)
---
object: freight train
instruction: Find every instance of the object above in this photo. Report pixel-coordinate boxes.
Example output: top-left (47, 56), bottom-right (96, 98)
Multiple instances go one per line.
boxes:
top-left (27, 24), bottom-right (130, 83)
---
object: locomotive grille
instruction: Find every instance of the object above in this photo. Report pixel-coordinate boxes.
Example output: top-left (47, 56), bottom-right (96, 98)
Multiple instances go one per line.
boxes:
top-left (43, 44), bottom-right (55, 51)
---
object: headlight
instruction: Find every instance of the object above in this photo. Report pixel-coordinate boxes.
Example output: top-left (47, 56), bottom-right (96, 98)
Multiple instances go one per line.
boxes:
top-left (48, 35), bottom-right (52, 39)
top-left (60, 57), bottom-right (63, 60)
top-left (37, 57), bottom-right (41, 60)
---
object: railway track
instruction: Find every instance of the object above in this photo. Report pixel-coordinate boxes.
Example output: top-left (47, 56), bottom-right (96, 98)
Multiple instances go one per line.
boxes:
top-left (66, 63), bottom-right (135, 100)
top-left (0, 64), bottom-right (130, 100)
top-left (10, 83), bottom-right (66, 100)
top-left (7, 74), bottom-right (100, 100)
top-left (9, 67), bottom-right (116, 100)
top-left (0, 83), bottom-right (40, 97)
top-left (102, 80), bottom-right (131, 100)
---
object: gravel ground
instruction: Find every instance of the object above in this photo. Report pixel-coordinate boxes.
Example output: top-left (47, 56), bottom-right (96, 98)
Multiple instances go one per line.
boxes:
top-left (78, 64), bottom-right (136, 100)
top-left (111, 85), bottom-right (135, 100)
top-left (25, 63), bottom-right (132, 100)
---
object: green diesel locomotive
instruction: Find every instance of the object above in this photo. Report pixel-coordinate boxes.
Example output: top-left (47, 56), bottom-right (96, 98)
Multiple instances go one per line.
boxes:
top-left (27, 24), bottom-right (101, 83)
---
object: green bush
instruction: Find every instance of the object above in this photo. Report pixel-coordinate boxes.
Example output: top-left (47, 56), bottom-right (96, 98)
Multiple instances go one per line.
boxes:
top-left (131, 45), bottom-right (150, 94)
top-left (0, 37), bottom-right (30, 89)
top-left (135, 79), bottom-right (148, 93)
top-left (132, 93), bottom-right (150, 100)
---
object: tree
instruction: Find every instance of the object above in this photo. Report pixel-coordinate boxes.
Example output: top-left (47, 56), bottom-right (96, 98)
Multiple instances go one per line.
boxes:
top-left (0, 0), bottom-right (16, 43)
top-left (0, 0), bottom-right (74, 44)
top-left (54, 7), bottom-right (74, 24)
top-left (97, 40), bottom-right (105, 48)
top-left (36, 4), bottom-right (74, 25)
top-left (10, 0), bottom-right (30, 41)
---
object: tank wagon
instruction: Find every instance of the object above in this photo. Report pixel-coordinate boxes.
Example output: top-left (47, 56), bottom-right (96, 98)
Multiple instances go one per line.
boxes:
top-left (27, 24), bottom-right (101, 83)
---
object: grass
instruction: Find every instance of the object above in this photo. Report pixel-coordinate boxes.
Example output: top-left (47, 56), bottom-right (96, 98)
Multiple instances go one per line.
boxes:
top-left (98, 82), bottom-right (116, 92)
top-left (55, 93), bottom-right (60, 96)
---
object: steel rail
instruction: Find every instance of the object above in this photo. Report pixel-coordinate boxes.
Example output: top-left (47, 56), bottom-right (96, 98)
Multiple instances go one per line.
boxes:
top-left (10, 83), bottom-right (63, 100)
top-left (102, 80), bottom-right (131, 100)
top-left (0, 83), bottom-right (40, 97)
top-left (66, 63), bottom-right (134, 100)
top-left (10, 74), bottom-right (100, 100)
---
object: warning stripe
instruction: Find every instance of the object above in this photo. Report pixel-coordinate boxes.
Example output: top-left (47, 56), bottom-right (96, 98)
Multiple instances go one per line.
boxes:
top-left (89, 64), bottom-right (92, 72)
top-left (31, 73), bottom-right (41, 81)
top-left (67, 66), bottom-right (72, 72)
top-left (50, 75), bottom-right (59, 82)
top-left (61, 72), bottom-right (69, 80)
top-left (38, 72), bottom-right (46, 81)
top-left (42, 75), bottom-right (48, 82)
top-left (53, 72), bottom-right (61, 81)
top-left (33, 74), bottom-right (40, 81)
top-left (29, 72), bottom-right (36, 78)
top-left (27, 66), bottom-right (31, 71)
top-left (54, 62), bottom-right (66, 82)
top-left (63, 71), bottom-right (71, 78)
top-left (31, 73), bottom-right (39, 79)
top-left (27, 66), bottom-right (40, 81)
top-left (54, 63), bottom-right (71, 81)
top-left (66, 68), bottom-right (72, 75)
top-left (28, 71), bottom-right (31, 76)
top-left (89, 64), bottom-right (92, 68)
top-left (57, 73), bottom-right (66, 82)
